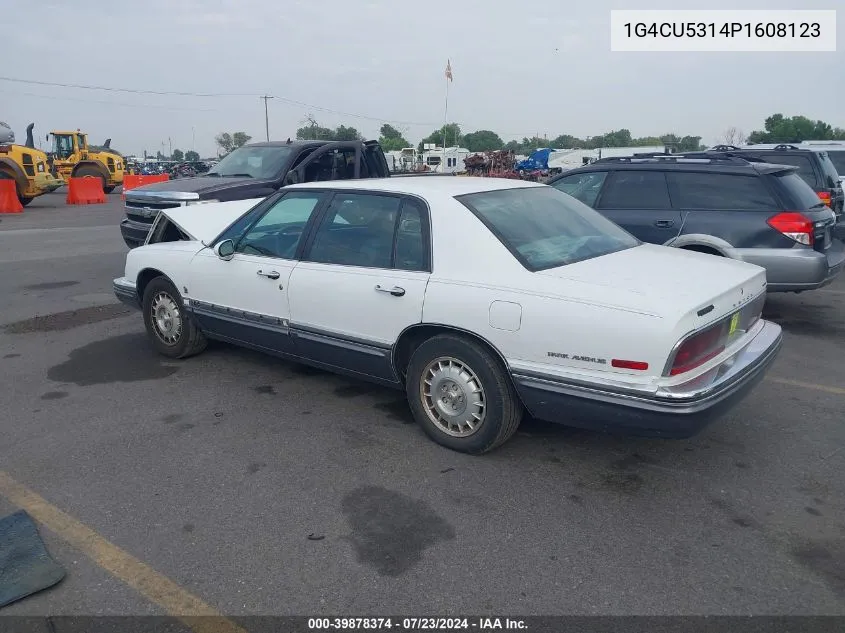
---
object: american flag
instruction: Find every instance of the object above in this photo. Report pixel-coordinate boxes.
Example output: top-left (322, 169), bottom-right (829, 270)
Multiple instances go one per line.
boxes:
top-left (445, 60), bottom-right (453, 82)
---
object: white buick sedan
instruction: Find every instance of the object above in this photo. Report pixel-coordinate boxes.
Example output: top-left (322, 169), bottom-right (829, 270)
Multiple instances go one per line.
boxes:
top-left (114, 177), bottom-right (782, 454)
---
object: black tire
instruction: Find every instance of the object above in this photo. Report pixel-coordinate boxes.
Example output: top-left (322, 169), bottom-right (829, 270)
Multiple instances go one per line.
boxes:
top-left (405, 334), bottom-right (523, 454)
top-left (73, 165), bottom-right (107, 192)
top-left (19, 196), bottom-right (33, 207)
top-left (141, 277), bottom-right (207, 359)
top-left (104, 185), bottom-right (116, 194)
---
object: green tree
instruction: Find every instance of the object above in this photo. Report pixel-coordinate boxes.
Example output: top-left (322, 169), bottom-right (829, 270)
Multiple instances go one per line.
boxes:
top-left (296, 122), bottom-right (334, 140)
top-left (215, 132), bottom-right (233, 153)
top-left (333, 125), bottom-right (362, 141)
top-left (379, 124), bottom-right (410, 151)
top-left (551, 134), bottom-right (586, 148)
top-left (155, 151), bottom-right (165, 160)
top-left (418, 124), bottom-right (462, 152)
top-left (747, 114), bottom-right (845, 143)
top-left (232, 132), bottom-right (252, 148)
top-left (462, 130), bottom-right (504, 152)
top-left (171, 148), bottom-right (184, 161)
top-left (631, 136), bottom-right (664, 146)
top-left (185, 150), bottom-right (200, 162)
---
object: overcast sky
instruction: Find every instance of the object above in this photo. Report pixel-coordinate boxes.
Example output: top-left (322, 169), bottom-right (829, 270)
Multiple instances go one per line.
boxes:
top-left (3, 0), bottom-right (842, 157)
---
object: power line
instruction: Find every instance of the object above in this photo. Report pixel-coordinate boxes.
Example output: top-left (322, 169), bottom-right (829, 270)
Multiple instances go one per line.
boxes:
top-left (0, 89), bottom-right (221, 112)
top-left (0, 75), bottom-right (253, 97)
top-left (0, 75), bottom-right (441, 127)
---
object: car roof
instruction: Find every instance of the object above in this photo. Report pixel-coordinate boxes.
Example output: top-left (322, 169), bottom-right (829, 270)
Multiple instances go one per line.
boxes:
top-left (551, 158), bottom-right (792, 178)
top-left (284, 176), bottom-right (547, 197)
top-left (244, 140), bottom-right (326, 148)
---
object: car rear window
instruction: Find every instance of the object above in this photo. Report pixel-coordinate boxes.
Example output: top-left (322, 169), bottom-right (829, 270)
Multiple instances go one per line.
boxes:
top-left (773, 171), bottom-right (826, 210)
top-left (456, 186), bottom-right (640, 272)
top-left (753, 154), bottom-right (818, 188)
top-left (666, 172), bottom-right (776, 210)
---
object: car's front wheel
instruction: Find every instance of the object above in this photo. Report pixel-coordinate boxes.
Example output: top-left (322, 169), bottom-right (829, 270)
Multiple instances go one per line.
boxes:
top-left (406, 334), bottom-right (523, 454)
top-left (141, 277), bottom-right (207, 359)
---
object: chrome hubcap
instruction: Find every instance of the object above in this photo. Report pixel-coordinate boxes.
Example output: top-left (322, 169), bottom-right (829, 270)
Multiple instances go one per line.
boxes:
top-left (151, 292), bottom-right (182, 345)
top-left (420, 357), bottom-right (485, 437)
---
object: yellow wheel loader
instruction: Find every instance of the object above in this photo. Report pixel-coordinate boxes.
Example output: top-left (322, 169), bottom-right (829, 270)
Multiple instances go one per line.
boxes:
top-left (48, 129), bottom-right (126, 193)
top-left (0, 124), bottom-right (63, 206)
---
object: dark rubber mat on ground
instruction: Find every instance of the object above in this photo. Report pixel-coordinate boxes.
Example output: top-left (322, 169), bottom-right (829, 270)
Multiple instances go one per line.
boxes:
top-left (0, 510), bottom-right (65, 609)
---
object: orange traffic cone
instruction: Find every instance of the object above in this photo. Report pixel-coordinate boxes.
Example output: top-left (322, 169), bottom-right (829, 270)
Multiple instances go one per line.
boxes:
top-left (66, 177), bottom-right (106, 205)
top-left (0, 180), bottom-right (23, 213)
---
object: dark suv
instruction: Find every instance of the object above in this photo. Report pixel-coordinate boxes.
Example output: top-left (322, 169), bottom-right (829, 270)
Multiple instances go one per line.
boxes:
top-left (548, 153), bottom-right (844, 293)
top-left (707, 144), bottom-right (844, 218)
top-left (121, 139), bottom-right (390, 248)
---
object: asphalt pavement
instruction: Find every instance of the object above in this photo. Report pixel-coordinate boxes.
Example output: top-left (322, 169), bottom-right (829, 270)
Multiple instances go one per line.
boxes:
top-left (1, 190), bottom-right (844, 618)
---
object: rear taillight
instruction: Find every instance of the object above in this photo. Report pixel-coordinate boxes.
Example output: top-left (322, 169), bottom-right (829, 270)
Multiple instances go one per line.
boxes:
top-left (818, 191), bottom-right (832, 207)
top-left (767, 212), bottom-right (814, 246)
top-left (669, 322), bottom-right (727, 376)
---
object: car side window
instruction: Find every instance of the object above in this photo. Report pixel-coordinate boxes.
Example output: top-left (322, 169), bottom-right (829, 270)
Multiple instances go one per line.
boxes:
top-left (303, 148), bottom-right (358, 182)
top-left (666, 172), bottom-right (776, 210)
top-left (306, 193), bottom-right (402, 269)
top-left (551, 172), bottom-right (608, 207)
top-left (394, 199), bottom-right (427, 271)
top-left (597, 171), bottom-right (671, 209)
top-left (235, 192), bottom-right (323, 259)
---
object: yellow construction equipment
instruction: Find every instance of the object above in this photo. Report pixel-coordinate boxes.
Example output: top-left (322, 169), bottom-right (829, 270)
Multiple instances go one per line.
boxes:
top-left (48, 129), bottom-right (126, 193)
top-left (0, 124), bottom-right (63, 206)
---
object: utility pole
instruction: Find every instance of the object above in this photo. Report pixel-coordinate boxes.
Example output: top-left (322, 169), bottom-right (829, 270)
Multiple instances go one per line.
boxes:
top-left (260, 95), bottom-right (274, 141)
top-left (168, 137), bottom-right (172, 159)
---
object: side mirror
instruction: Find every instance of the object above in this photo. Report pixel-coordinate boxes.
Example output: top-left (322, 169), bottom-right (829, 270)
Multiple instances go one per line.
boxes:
top-left (214, 239), bottom-right (235, 260)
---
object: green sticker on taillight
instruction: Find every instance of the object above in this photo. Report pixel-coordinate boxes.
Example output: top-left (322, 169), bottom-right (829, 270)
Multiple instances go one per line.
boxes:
top-left (728, 312), bottom-right (740, 336)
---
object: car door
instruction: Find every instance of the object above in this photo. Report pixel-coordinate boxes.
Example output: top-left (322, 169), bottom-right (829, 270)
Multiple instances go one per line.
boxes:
top-left (594, 170), bottom-right (682, 244)
top-left (287, 192), bottom-right (431, 383)
top-left (186, 191), bottom-right (327, 354)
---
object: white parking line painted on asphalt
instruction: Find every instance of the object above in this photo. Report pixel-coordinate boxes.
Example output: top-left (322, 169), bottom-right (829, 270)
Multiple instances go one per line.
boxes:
top-left (0, 225), bottom-right (115, 235)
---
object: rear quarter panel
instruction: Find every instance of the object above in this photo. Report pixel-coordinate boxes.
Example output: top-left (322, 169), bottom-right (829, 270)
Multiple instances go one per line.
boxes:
top-left (421, 280), bottom-right (675, 388)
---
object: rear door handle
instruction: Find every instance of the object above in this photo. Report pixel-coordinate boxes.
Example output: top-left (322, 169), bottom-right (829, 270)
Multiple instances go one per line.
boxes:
top-left (375, 284), bottom-right (405, 297)
top-left (654, 220), bottom-right (675, 228)
top-left (257, 270), bottom-right (280, 279)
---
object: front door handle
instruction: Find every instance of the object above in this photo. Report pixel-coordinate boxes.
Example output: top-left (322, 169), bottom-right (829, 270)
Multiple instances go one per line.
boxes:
top-left (375, 284), bottom-right (405, 297)
top-left (654, 219), bottom-right (675, 228)
top-left (257, 270), bottom-right (281, 280)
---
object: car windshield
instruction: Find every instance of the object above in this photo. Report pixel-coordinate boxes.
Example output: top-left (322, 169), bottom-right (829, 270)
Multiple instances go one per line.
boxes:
top-left (775, 171), bottom-right (826, 210)
top-left (457, 186), bottom-right (640, 271)
top-left (206, 146), bottom-right (293, 179)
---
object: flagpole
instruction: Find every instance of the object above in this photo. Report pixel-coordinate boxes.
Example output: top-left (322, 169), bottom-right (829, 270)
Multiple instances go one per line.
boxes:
top-left (443, 71), bottom-right (449, 169)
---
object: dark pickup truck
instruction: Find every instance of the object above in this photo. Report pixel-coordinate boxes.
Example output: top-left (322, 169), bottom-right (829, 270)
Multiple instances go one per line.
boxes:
top-left (120, 139), bottom-right (391, 248)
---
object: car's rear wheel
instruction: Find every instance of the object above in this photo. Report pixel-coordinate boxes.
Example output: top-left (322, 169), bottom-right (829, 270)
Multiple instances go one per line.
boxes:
top-left (406, 334), bottom-right (523, 454)
top-left (141, 277), bottom-right (207, 359)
